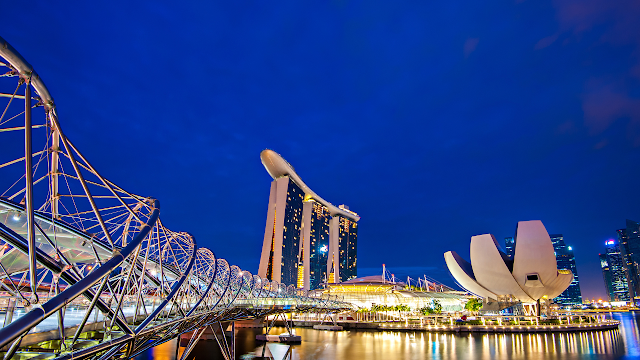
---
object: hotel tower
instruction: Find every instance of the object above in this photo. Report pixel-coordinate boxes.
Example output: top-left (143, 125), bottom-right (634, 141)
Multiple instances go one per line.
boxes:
top-left (258, 150), bottom-right (360, 290)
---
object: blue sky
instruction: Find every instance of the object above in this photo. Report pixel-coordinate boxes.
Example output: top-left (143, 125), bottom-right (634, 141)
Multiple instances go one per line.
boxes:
top-left (2, 0), bottom-right (639, 299)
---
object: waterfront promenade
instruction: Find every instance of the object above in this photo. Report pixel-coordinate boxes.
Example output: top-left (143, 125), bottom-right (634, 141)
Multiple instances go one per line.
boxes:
top-left (285, 311), bottom-right (619, 334)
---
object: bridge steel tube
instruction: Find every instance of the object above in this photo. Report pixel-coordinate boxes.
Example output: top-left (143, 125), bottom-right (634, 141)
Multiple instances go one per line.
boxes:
top-left (23, 78), bottom-right (38, 302)
top-left (186, 253), bottom-right (219, 316)
top-left (0, 221), bottom-right (134, 335)
top-left (135, 235), bottom-right (197, 334)
top-left (0, 200), bottom-right (160, 349)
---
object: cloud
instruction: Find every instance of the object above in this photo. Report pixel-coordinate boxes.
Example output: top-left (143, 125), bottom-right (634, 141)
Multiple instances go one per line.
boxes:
top-left (582, 82), bottom-right (640, 141)
top-left (553, 0), bottom-right (640, 41)
top-left (463, 38), bottom-right (479, 58)
top-left (553, 0), bottom-right (640, 70)
top-left (593, 139), bottom-right (608, 150)
top-left (555, 120), bottom-right (575, 135)
top-left (534, 34), bottom-right (559, 50)
top-left (552, 1), bottom-right (640, 141)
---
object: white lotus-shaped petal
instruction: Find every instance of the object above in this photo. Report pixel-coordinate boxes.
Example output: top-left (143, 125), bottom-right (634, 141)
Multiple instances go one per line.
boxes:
top-left (444, 220), bottom-right (573, 303)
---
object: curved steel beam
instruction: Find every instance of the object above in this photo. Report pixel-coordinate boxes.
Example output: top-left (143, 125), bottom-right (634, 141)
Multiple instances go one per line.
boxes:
top-left (135, 234), bottom-right (197, 334)
top-left (0, 199), bottom-right (159, 349)
top-left (0, 222), bottom-right (133, 335)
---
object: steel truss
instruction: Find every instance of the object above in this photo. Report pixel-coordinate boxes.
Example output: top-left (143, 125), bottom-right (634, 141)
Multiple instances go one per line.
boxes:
top-left (0, 35), bottom-right (351, 359)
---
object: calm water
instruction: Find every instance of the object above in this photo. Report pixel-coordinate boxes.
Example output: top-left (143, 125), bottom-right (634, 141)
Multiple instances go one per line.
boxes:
top-left (137, 312), bottom-right (640, 360)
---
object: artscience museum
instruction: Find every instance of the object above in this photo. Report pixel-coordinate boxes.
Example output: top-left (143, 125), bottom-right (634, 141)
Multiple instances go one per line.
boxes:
top-left (444, 220), bottom-right (574, 315)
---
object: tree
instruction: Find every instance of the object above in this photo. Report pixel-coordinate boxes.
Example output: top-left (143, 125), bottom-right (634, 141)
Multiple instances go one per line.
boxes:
top-left (419, 306), bottom-right (434, 316)
top-left (432, 300), bottom-right (442, 314)
top-left (465, 298), bottom-right (483, 313)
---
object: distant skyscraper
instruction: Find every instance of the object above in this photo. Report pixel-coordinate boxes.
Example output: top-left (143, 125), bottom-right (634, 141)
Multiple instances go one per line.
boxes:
top-left (258, 150), bottom-right (360, 289)
top-left (504, 236), bottom-right (515, 259)
top-left (618, 220), bottom-right (640, 303)
top-left (599, 253), bottom-right (614, 301)
top-left (603, 239), bottom-right (630, 301)
top-left (549, 234), bottom-right (582, 305)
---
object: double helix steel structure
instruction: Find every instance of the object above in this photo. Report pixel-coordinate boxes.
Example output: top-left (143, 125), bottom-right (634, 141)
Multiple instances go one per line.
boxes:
top-left (0, 35), bottom-right (350, 359)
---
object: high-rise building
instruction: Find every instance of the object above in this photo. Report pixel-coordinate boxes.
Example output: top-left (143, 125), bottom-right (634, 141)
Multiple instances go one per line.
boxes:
top-left (504, 236), bottom-right (515, 259)
top-left (258, 175), bottom-right (304, 286)
top-left (258, 150), bottom-right (360, 289)
top-left (618, 220), bottom-right (640, 303)
top-left (599, 253), bottom-right (614, 301)
top-left (603, 239), bottom-right (630, 301)
top-left (549, 234), bottom-right (582, 305)
top-left (336, 207), bottom-right (358, 282)
top-left (301, 200), bottom-right (331, 290)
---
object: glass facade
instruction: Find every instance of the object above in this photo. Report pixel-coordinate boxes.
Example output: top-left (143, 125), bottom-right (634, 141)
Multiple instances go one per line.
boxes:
top-left (604, 239), bottom-right (630, 301)
top-left (279, 178), bottom-right (304, 286)
top-left (338, 216), bottom-right (358, 282)
top-left (307, 201), bottom-right (331, 290)
top-left (549, 234), bottom-right (582, 305)
top-left (504, 236), bottom-right (515, 259)
top-left (599, 253), bottom-right (614, 301)
top-left (619, 220), bottom-right (640, 302)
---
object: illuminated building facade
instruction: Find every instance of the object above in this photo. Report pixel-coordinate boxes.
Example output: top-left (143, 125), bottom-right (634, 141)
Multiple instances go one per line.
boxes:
top-left (337, 211), bottom-right (358, 282)
top-left (599, 253), bottom-right (614, 301)
top-left (549, 234), bottom-right (582, 305)
top-left (504, 236), bottom-right (515, 259)
top-left (258, 176), bottom-right (304, 286)
top-left (314, 275), bottom-right (466, 312)
top-left (258, 150), bottom-right (360, 289)
top-left (618, 220), bottom-right (640, 303)
top-left (603, 239), bottom-right (630, 301)
top-left (302, 200), bottom-right (331, 290)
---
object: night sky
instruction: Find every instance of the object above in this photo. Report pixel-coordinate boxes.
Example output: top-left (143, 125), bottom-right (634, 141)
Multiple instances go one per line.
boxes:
top-left (2, 1), bottom-right (639, 300)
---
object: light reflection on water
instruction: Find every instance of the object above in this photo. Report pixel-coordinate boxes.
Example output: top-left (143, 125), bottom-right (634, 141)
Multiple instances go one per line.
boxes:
top-left (139, 312), bottom-right (640, 360)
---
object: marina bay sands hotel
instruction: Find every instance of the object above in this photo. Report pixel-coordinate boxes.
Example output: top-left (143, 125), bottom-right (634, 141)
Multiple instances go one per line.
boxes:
top-left (258, 150), bottom-right (360, 290)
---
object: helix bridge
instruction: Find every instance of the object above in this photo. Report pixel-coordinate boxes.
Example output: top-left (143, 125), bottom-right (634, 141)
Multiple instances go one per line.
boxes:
top-left (0, 35), bottom-right (351, 359)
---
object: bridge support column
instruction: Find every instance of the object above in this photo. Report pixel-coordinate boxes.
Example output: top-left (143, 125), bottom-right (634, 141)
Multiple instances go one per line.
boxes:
top-left (178, 322), bottom-right (236, 360)
top-left (313, 311), bottom-right (343, 331)
top-left (257, 312), bottom-right (301, 343)
top-left (3, 298), bottom-right (15, 328)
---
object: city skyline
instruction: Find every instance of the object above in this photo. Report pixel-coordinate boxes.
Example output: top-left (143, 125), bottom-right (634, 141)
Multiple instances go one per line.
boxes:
top-left (1, 1), bottom-right (638, 301)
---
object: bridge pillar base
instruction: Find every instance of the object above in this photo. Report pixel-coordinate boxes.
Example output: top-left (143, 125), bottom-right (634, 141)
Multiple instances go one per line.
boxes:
top-left (312, 325), bottom-right (343, 331)
top-left (256, 334), bottom-right (301, 343)
top-left (235, 319), bottom-right (264, 328)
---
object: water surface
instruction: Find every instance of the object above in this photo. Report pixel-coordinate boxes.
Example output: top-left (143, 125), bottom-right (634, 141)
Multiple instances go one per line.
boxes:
top-left (137, 312), bottom-right (640, 359)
